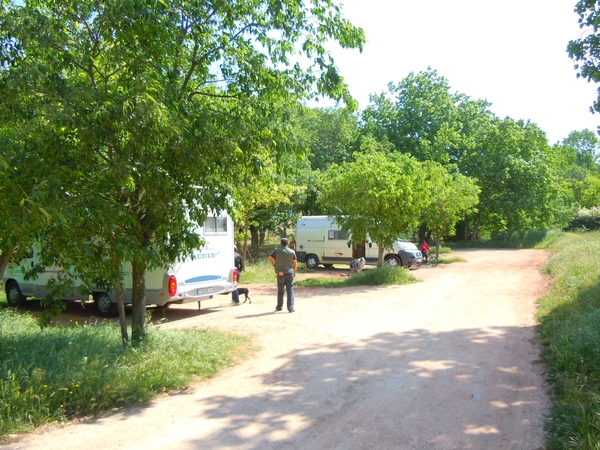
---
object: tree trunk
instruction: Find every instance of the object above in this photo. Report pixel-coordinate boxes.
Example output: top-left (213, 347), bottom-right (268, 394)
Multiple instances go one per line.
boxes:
top-left (114, 275), bottom-right (129, 347)
top-left (242, 216), bottom-right (253, 265)
top-left (418, 225), bottom-right (426, 247)
top-left (131, 259), bottom-right (147, 345)
top-left (0, 246), bottom-right (15, 281)
top-left (377, 243), bottom-right (385, 268)
top-left (259, 230), bottom-right (266, 246)
top-left (110, 252), bottom-right (129, 347)
top-left (470, 218), bottom-right (480, 242)
top-left (251, 229), bottom-right (259, 252)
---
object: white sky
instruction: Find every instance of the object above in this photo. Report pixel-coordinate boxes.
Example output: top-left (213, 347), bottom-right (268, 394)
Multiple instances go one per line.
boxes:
top-left (320, 0), bottom-right (599, 145)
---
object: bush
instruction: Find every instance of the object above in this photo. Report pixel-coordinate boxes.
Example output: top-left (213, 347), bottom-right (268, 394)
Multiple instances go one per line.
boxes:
top-left (449, 229), bottom-right (565, 250)
top-left (566, 207), bottom-right (600, 232)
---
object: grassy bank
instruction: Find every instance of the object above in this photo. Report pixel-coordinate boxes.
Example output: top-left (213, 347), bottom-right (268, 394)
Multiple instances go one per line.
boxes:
top-left (296, 265), bottom-right (416, 288)
top-left (536, 231), bottom-right (600, 449)
top-left (0, 309), bottom-right (248, 438)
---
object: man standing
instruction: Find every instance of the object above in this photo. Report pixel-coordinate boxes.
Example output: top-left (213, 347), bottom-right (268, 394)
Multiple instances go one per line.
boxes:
top-left (268, 238), bottom-right (297, 313)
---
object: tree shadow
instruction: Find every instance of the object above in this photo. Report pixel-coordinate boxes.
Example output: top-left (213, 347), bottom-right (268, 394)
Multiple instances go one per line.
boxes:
top-left (178, 326), bottom-right (548, 449)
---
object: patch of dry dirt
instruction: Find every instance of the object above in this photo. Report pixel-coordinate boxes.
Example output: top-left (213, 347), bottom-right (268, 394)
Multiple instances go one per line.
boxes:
top-left (4, 249), bottom-right (552, 449)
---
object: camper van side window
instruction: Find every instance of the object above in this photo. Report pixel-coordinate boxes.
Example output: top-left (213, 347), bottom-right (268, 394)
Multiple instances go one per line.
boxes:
top-left (204, 216), bottom-right (228, 234)
top-left (328, 230), bottom-right (349, 240)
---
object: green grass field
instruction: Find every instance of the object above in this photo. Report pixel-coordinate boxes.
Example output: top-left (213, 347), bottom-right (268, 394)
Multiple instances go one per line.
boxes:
top-left (535, 231), bottom-right (600, 449)
top-left (0, 308), bottom-right (249, 438)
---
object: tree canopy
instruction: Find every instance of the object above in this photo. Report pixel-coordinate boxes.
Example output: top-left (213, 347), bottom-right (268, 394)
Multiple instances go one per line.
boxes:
top-left (318, 142), bottom-right (425, 267)
top-left (0, 0), bottom-right (365, 341)
top-left (568, 0), bottom-right (600, 116)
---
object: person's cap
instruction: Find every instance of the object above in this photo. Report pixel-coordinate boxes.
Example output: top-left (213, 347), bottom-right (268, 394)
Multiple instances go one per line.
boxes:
top-left (281, 238), bottom-right (289, 246)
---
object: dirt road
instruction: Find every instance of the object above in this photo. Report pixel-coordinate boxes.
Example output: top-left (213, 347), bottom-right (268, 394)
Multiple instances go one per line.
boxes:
top-left (4, 249), bottom-right (552, 449)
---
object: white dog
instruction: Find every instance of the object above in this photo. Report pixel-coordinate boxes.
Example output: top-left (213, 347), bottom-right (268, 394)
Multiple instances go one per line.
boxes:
top-left (349, 257), bottom-right (366, 273)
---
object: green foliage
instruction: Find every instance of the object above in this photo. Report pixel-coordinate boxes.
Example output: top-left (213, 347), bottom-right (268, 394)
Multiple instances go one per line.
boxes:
top-left (302, 107), bottom-right (361, 171)
top-left (360, 68), bottom-right (557, 240)
top-left (568, 2), bottom-right (600, 114)
top-left (295, 266), bottom-right (415, 288)
top-left (448, 229), bottom-right (566, 249)
top-left (461, 117), bottom-right (556, 236)
top-left (318, 146), bottom-right (425, 266)
top-left (537, 231), bottom-right (600, 448)
top-left (421, 160), bottom-right (480, 251)
top-left (551, 130), bottom-right (600, 216)
top-left (362, 69), bottom-right (464, 164)
top-left (0, 310), bottom-right (247, 437)
top-left (0, 0), bottom-right (365, 340)
top-left (561, 129), bottom-right (600, 171)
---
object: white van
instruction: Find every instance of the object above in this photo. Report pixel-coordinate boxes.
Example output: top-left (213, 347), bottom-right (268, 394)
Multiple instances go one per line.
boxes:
top-left (294, 216), bottom-right (422, 269)
top-left (3, 213), bottom-right (238, 317)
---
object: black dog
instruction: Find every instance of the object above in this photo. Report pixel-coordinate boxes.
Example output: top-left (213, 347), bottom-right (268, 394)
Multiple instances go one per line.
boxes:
top-left (237, 287), bottom-right (251, 303)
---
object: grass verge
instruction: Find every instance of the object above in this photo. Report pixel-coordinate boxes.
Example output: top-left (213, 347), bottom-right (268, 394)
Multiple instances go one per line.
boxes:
top-left (0, 309), bottom-right (249, 439)
top-left (536, 230), bottom-right (600, 449)
top-left (295, 265), bottom-right (416, 288)
top-left (437, 255), bottom-right (467, 264)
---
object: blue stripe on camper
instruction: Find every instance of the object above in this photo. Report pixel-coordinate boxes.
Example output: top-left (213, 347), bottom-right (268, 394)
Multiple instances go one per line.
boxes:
top-left (184, 275), bottom-right (223, 284)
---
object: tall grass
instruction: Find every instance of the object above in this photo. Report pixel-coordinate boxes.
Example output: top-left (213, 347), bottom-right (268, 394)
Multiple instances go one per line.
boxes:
top-left (0, 309), bottom-right (248, 438)
top-left (537, 230), bottom-right (600, 449)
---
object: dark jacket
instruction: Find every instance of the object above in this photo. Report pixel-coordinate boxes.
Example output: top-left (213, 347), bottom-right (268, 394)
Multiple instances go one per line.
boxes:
top-left (234, 251), bottom-right (243, 272)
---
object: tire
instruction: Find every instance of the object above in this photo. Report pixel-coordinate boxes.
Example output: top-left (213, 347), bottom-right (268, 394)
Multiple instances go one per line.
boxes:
top-left (428, 256), bottom-right (439, 267)
top-left (6, 281), bottom-right (26, 307)
top-left (384, 255), bottom-right (401, 268)
top-left (305, 254), bottom-right (319, 270)
top-left (94, 292), bottom-right (118, 317)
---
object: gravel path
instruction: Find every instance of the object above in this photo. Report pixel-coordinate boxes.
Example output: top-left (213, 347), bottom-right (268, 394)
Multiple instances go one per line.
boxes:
top-left (4, 249), bottom-right (552, 450)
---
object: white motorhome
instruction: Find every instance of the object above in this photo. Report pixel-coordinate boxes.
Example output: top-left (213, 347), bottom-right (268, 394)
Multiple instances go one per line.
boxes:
top-left (294, 216), bottom-right (422, 269)
top-left (3, 213), bottom-right (238, 317)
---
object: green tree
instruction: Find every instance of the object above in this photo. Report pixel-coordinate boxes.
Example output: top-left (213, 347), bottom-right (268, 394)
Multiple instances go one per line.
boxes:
top-left (547, 130), bottom-right (600, 223)
top-left (362, 68), bottom-right (463, 164)
top-left (318, 142), bottom-right (424, 267)
top-left (0, 0), bottom-right (364, 343)
top-left (568, 2), bottom-right (600, 115)
top-left (302, 107), bottom-right (360, 171)
top-left (580, 174), bottom-right (600, 207)
top-left (562, 129), bottom-right (600, 171)
top-left (421, 161), bottom-right (480, 255)
top-left (460, 118), bottom-right (556, 238)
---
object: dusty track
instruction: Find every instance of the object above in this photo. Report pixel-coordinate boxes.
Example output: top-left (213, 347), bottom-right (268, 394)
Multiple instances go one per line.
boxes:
top-left (4, 249), bottom-right (552, 449)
